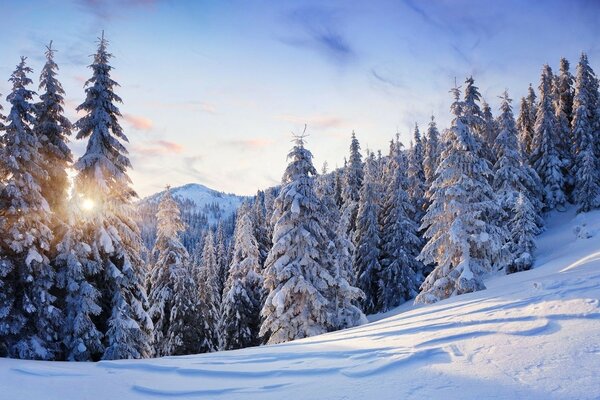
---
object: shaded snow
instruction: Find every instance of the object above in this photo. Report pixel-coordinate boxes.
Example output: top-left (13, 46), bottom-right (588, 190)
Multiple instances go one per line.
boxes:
top-left (1, 207), bottom-right (600, 399)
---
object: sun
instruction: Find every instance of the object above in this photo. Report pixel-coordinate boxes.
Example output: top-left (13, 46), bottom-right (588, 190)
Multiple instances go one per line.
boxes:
top-left (81, 198), bottom-right (95, 211)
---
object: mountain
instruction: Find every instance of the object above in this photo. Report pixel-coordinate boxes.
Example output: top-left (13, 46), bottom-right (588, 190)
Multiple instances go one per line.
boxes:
top-left (2, 206), bottom-right (599, 399)
top-left (137, 183), bottom-right (248, 253)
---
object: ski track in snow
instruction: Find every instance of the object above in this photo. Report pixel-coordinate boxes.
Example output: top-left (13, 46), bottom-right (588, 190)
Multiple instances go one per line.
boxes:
top-left (1, 208), bottom-right (600, 399)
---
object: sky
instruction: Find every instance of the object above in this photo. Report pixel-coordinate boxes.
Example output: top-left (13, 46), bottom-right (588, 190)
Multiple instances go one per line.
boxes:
top-left (0, 0), bottom-right (599, 196)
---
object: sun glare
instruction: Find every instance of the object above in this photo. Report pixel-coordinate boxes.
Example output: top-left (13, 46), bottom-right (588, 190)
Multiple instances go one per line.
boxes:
top-left (81, 198), bottom-right (95, 211)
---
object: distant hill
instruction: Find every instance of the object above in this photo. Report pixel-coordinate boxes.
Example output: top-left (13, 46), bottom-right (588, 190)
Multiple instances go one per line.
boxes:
top-left (137, 183), bottom-right (247, 253)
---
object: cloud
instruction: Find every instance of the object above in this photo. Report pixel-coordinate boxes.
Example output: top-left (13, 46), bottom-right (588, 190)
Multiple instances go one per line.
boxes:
top-left (224, 138), bottom-right (274, 151)
top-left (123, 113), bottom-right (153, 130)
top-left (370, 67), bottom-right (406, 90)
top-left (280, 6), bottom-right (356, 66)
top-left (133, 140), bottom-right (184, 156)
top-left (276, 113), bottom-right (346, 130)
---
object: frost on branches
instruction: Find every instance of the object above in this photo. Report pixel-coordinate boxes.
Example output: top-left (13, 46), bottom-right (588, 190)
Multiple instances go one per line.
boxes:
top-left (73, 34), bottom-right (152, 360)
top-left (416, 85), bottom-right (507, 305)
top-left (0, 57), bottom-right (61, 360)
top-left (260, 135), bottom-right (337, 344)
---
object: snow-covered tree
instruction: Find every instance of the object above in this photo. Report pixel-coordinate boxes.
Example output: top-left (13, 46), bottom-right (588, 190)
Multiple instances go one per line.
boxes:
top-left (148, 188), bottom-right (200, 356)
top-left (252, 190), bottom-right (270, 268)
top-left (555, 57), bottom-right (575, 194)
top-left (481, 101), bottom-right (498, 163)
top-left (316, 164), bottom-right (366, 329)
top-left (260, 135), bottom-right (335, 344)
top-left (219, 203), bottom-right (263, 350)
top-left (493, 91), bottom-right (544, 228)
top-left (416, 86), bottom-right (507, 304)
top-left (423, 115), bottom-right (441, 185)
top-left (215, 222), bottom-right (228, 297)
top-left (196, 229), bottom-right (219, 352)
top-left (379, 140), bottom-right (421, 310)
top-left (73, 34), bottom-right (152, 360)
top-left (407, 124), bottom-right (427, 223)
top-left (33, 42), bottom-right (73, 221)
top-left (353, 152), bottom-right (382, 314)
top-left (517, 85), bottom-right (537, 157)
top-left (507, 192), bottom-right (540, 274)
top-left (0, 57), bottom-right (61, 360)
top-left (530, 64), bottom-right (566, 210)
top-left (341, 131), bottom-right (363, 234)
top-left (572, 53), bottom-right (600, 212)
top-left (55, 204), bottom-right (103, 361)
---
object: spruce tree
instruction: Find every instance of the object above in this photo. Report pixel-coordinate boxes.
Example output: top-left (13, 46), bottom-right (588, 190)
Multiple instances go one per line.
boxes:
top-left (34, 42), bottom-right (73, 221)
top-left (353, 152), bottom-right (382, 314)
top-left (197, 229), bottom-right (219, 351)
top-left (73, 34), bottom-right (152, 360)
top-left (507, 192), bottom-right (540, 273)
top-left (0, 57), bottom-right (61, 360)
top-left (55, 203), bottom-right (104, 361)
top-left (518, 85), bottom-right (538, 157)
top-left (215, 222), bottom-right (228, 297)
top-left (379, 140), bottom-right (421, 310)
top-left (572, 53), bottom-right (600, 212)
top-left (315, 164), bottom-right (366, 329)
top-left (148, 188), bottom-right (200, 356)
top-left (407, 124), bottom-right (427, 224)
top-left (423, 115), bottom-right (441, 185)
top-left (341, 131), bottom-right (363, 234)
top-left (555, 57), bottom-right (575, 194)
top-left (416, 86), bottom-right (507, 304)
top-left (260, 135), bottom-right (335, 344)
top-left (481, 101), bottom-right (498, 163)
top-left (219, 203), bottom-right (263, 350)
top-left (493, 91), bottom-right (543, 226)
top-left (530, 64), bottom-right (566, 210)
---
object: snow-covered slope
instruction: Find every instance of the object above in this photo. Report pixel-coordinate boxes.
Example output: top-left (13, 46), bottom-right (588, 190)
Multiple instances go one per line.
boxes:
top-left (141, 183), bottom-right (246, 223)
top-left (2, 208), bottom-right (600, 400)
top-left (137, 183), bottom-right (247, 251)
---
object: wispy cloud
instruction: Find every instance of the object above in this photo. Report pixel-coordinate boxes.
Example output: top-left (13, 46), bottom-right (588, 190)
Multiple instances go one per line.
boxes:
top-left (123, 113), bottom-right (153, 131)
top-left (276, 113), bottom-right (346, 130)
top-left (78, 0), bottom-right (161, 21)
top-left (133, 140), bottom-right (184, 156)
top-left (223, 138), bottom-right (274, 151)
top-left (279, 6), bottom-right (355, 66)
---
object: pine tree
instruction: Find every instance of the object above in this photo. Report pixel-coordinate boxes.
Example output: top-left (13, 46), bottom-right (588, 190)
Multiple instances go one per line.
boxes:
top-left (530, 64), bottom-right (566, 211)
top-left (196, 229), bottom-right (219, 352)
top-left (407, 124), bottom-right (427, 223)
top-left (0, 57), bottom-right (61, 360)
top-left (252, 190), bottom-right (270, 268)
top-left (555, 57), bottom-right (575, 194)
top-left (219, 203), bottom-right (263, 350)
top-left (423, 115), bottom-right (441, 185)
top-left (33, 42), bottom-right (73, 221)
top-left (507, 192), bottom-right (540, 274)
top-left (260, 135), bottom-right (335, 344)
top-left (148, 188), bottom-right (200, 356)
top-left (481, 101), bottom-right (498, 163)
top-left (55, 203), bottom-right (103, 361)
top-left (379, 140), bottom-right (421, 310)
top-left (493, 91), bottom-right (544, 226)
top-left (73, 34), bottom-right (152, 360)
top-left (416, 86), bottom-right (507, 304)
top-left (315, 164), bottom-right (366, 329)
top-left (517, 85), bottom-right (538, 157)
top-left (215, 221), bottom-right (228, 297)
top-left (353, 152), bottom-right (382, 314)
top-left (572, 53), bottom-right (600, 212)
top-left (341, 131), bottom-right (363, 234)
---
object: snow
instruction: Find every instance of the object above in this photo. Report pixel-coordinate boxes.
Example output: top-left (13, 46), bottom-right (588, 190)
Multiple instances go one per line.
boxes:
top-left (142, 183), bottom-right (246, 224)
top-left (2, 207), bottom-right (600, 399)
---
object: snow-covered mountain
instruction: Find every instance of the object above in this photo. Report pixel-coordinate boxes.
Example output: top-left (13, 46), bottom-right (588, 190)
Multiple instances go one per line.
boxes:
top-left (2, 207), bottom-right (599, 399)
top-left (137, 183), bottom-right (247, 252)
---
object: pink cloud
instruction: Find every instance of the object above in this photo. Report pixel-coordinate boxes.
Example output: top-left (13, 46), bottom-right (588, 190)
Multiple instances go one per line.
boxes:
top-left (276, 113), bottom-right (346, 130)
top-left (133, 140), bottom-right (184, 156)
top-left (123, 113), bottom-right (154, 131)
top-left (225, 138), bottom-right (274, 150)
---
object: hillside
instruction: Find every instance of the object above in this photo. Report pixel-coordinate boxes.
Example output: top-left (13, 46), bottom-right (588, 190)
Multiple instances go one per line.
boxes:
top-left (137, 183), bottom-right (247, 251)
top-left (1, 207), bottom-right (599, 399)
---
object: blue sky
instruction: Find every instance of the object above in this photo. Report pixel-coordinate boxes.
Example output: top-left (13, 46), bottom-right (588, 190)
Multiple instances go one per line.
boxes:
top-left (1, 0), bottom-right (599, 196)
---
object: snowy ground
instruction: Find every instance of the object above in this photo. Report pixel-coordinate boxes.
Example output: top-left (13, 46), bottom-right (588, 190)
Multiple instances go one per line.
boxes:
top-left (2, 207), bottom-right (600, 400)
